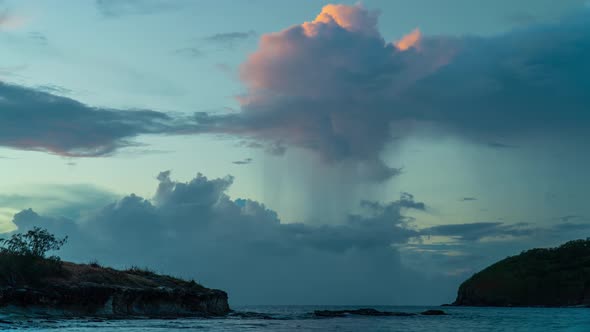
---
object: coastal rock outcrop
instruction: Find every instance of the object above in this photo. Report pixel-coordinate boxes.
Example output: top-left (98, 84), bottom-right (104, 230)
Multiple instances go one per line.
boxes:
top-left (0, 261), bottom-right (229, 317)
top-left (453, 239), bottom-right (590, 307)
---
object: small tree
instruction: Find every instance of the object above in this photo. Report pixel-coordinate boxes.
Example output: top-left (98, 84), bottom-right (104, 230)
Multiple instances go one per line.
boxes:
top-left (0, 228), bottom-right (68, 285)
top-left (0, 227), bottom-right (67, 259)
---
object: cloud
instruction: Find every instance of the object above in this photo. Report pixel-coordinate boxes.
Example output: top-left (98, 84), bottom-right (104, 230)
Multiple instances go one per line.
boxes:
top-left (460, 197), bottom-right (477, 202)
top-left (232, 157), bottom-right (253, 165)
top-left (35, 84), bottom-right (72, 95)
top-left (96, 0), bottom-right (183, 17)
top-left (28, 31), bottom-right (48, 45)
top-left (0, 65), bottom-right (26, 79)
top-left (556, 215), bottom-right (583, 222)
top-left (6, 171), bottom-right (461, 305)
top-left (184, 4), bottom-right (590, 181)
top-left (0, 184), bottom-right (117, 220)
top-left (396, 28), bottom-right (422, 51)
top-left (486, 142), bottom-right (518, 149)
top-left (175, 31), bottom-right (256, 58)
top-left (0, 10), bottom-right (24, 30)
top-left (420, 222), bottom-right (534, 241)
top-left (174, 47), bottom-right (203, 58)
top-left (0, 82), bottom-right (197, 157)
top-left (7, 170), bottom-right (590, 304)
top-left (204, 30), bottom-right (257, 48)
top-left (189, 4), bottom-right (437, 181)
top-left (406, 218), bottom-right (590, 278)
top-left (3, 3), bottom-right (589, 183)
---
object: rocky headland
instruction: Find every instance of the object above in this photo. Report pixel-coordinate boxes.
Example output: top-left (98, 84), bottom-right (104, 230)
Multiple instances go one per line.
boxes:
top-left (452, 239), bottom-right (590, 307)
top-left (0, 259), bottom-right (229, 317)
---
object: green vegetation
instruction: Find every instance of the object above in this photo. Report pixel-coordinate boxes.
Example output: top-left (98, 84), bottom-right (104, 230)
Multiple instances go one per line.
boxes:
top-left (455, 238), bottom-right (590, 306)
top-left (88, 259), bottom-right (102, 268)
top-left (0, 228), bottom-right (207, 292)
top-left (0, 227), bottom-right (68, 286)
top-left (126, 265), bottom-right (158, 277)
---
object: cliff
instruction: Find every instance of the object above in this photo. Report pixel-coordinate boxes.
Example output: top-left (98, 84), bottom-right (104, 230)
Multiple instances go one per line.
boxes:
top-left (453, 239), bottom-right (590, 307)
top-left (0, 257), bottom-right (229, 317)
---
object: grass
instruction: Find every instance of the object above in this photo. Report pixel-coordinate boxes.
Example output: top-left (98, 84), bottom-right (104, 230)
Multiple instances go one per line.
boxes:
top-left (0, 253), bottom-right (67, 286)
top-left (0, 254), bottom-right (206, 291)
top-left (88, 259), bottom-right (102, 268)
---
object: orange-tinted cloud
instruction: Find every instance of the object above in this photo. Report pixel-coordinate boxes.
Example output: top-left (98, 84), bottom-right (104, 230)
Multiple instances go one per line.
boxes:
top-left (0, 12), bottom-right (25, 30)
top-left (396, 28), bottom-right (422, 51)
top-left (233, 4), bottom-right (441, 181)
top-left (302, 4), bottom-right (379, 37)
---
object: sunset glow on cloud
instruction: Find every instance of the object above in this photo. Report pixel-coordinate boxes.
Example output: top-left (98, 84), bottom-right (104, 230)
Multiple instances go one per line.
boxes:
top-left (302, 4), bottom-right (379, 37)
top-left (1, 1), bottom-right (590, 308)
top-left (0, 12), bottom-right (25, 30)
top-left (396, 28), bottom-right (422, 50)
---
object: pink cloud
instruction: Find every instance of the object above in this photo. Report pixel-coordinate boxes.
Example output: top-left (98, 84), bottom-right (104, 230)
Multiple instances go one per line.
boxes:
top-left (0, 12), bottom-right (25, 30)
top-left (230, 4), bottom-right (456, 180)
top-left (396, 28), bottom-right (422, 51)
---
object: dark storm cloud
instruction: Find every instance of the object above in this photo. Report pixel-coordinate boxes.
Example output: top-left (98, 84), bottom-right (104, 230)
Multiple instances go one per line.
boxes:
top-left (0, 82), bottom-right (196, 157)
top-left (184, 5), bottom-right (590, 181)
top-left (7, 171), bottom-right (460, 305)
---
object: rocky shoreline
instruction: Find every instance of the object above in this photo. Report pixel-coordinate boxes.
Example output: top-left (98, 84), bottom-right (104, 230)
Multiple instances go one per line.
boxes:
top-left (0, 261), bottom-right (229, 318)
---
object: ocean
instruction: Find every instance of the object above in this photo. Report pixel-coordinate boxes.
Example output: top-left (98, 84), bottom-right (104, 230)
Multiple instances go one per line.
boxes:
top-left (1, 305), bottom-right (589, 331)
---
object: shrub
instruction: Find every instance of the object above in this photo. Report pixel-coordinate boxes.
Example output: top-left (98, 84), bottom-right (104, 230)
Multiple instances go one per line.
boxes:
top-left (0, 228), bottom-right (68, 286)
top-left (88, 259), bottom-right (102, 268)
top-left (126, 266), bottom-right (157, 276)
top-left (0, 227), bottom-right (68, 259)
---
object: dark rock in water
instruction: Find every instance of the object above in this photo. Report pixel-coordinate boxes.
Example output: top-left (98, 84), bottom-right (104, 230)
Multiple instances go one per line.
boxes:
top-left (314, 308), bottom-right (417, 317)
top-left (453, 239), bottom-right (590, 307)
top-left (229, 311), bottom-right (275, 320)
top-left (420, 309), bottom-right (446, 315)
top-left (0, 260), bottom-right (229, 317)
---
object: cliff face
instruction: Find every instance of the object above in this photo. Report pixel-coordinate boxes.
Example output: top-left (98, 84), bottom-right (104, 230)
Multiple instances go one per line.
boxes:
top-left (453, 239), bottom-right (590, 307)
top-left (0, 261), bottom-right (229, 317)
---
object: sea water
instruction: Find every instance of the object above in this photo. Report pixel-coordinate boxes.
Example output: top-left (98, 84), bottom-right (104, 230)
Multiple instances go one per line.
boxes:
top-left (1, 306), bottom-right (589, 331)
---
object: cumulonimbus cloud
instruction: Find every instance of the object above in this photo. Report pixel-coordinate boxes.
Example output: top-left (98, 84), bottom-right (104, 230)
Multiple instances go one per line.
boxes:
top-left (189, 4), bottom-right (590, 181)
top-left (2, 4), bottom-right (589, 179)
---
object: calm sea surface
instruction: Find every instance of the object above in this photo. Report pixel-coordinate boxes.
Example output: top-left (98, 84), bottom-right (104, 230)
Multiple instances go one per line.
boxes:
top-left (1, 306), bottom-right (589, 331)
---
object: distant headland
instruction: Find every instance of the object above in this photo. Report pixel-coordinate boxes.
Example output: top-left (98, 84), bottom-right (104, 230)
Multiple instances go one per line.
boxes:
top-left (452, 239), bottom-right (590, 307)
top-left (0, 228), bottom-right (229, 317)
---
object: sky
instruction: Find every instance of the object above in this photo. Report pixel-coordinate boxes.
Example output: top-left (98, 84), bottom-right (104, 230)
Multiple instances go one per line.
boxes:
top-left (1, 0), bottom-right (590, 305)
